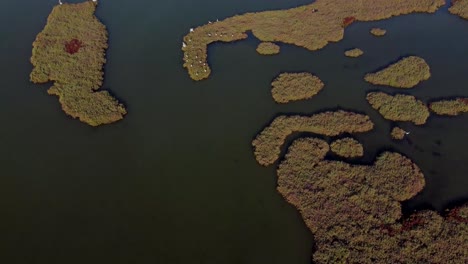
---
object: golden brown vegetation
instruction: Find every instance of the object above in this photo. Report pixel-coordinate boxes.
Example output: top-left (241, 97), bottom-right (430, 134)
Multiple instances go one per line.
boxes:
top-left (367, 92), bottom-right (430, 125)
top-left (182, 0), bottom-right (444, 80)
top-left (391, 127), bottom-right (407, 140)
top-left (256, 42), bottom-right (280, 55)
top-left (271, 73), bottom-right (324, 103)
top-left (30, 2), bottom-right (126, 126)
top-left (370, 27), bottom-right (387, 36)
top-left (430, 98), bottom-right (468, 116)
top-left (344, 48), bottom-right (364, 58)
top-left (277, 137), bottom-right (468, 263)
top-left (364, 56), bottom-right (431, 88)
top-left (252, 111), bottom-right (374, 166)
top-left (330, 138), bottom-right (364, 158)
top-left (449, 0), bottom-right (468, 19)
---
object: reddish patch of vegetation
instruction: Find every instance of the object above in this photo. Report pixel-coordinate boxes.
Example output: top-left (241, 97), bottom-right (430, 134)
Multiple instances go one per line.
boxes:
top-left (458, 98), bottom-right (468, 105)
top-left (380, 224), bottom-right (397, 236)
top-left (342, 16), bottom-right (356, 27)
top-left (65, 39), bottom-right (83, 54)
top-left (401, 216), bottom-right (425, 232)
top-left (448, 207), bottom-right (468, 223)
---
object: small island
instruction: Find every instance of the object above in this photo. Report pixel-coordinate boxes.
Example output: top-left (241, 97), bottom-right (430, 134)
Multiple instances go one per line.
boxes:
top-left (256, 42), bottom-right (280, 55)
top-left (344, 48), bottom-right (364, 57)
top-left (366, 92), bottom-right (430, 125)
top-left (449, 0), bottom-right (468, 19)
top-left (182, 0), bottom-right (444, 80)
top-left (271, 72), bottom-right (324, 103)
top-left (330, 138), bottom-right (364, 158)
top-left (430, 98), bottom-right (468, 116)
top-left (391, 127), bottom-right (407, 140)
top-left (30, 1), bottom-right (126, 126)
top-left (252, 111), bottom-right (374, 166)
top-left (370, 27), bottom-right (387, 36)
top-left (364, 56), bottom-right (431, 88)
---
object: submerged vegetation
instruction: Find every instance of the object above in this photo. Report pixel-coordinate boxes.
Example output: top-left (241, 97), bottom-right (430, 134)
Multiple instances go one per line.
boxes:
top-left (182, 0), bottom-right (444, 80)
top-left (30, 2), bottom-right (126, 126)
top-left (367, 92), bottom-right (430, 125)
top-left (430, 98), bottom-right (468, 116)
top-left (370, 27), bottom-right (387, 36)
top-left (364, 56), bottom-right (431, 88)
top-left (252, 111), bottom-right (374, 166)
top-left (344, 48), bottom-right (364, 57)
top-left (276, 137), bottom-right (468, 263)
top-left (449, 0), bottom-right (468, 19)
top-left (330, 138), bottom-right (364, 158)
top-left (256, 42), bottom-right (280, 55)
top-left (391, 127), bottom-right (407, 140)
top-left (271, 73), bottom-right (324, 103)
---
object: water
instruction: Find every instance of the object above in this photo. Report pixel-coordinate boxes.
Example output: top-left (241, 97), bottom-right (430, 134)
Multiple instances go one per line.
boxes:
top-left (0, 0), bottom-right (467, 263)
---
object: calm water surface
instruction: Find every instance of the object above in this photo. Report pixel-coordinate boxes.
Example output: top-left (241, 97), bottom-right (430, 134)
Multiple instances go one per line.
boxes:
top-left (0, 0), bottom-right (467, 263)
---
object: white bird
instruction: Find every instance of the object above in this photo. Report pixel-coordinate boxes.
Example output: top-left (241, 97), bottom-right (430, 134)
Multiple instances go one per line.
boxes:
top-left (216, 19), bottom-right (219, 22)
top-left (59, 0), bottom-right (62, 5)
top-left (182, 42), bottom-right (187, 48)
top-left (405, 131), bottom-right (410, 135)
top-left (208, 21), bottom-right (212, 24)
top-left (190, 28), bottom-right (194, 32)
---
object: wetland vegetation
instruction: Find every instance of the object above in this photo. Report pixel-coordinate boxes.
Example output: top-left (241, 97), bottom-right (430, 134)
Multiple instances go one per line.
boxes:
top-left (370, 27), bottom-right (387, 36)
top-left (256, 42), bottom-right (280, 55)
top-left (449, 0), bottom-right (468, 19)
top-left (30, 2), bottom-right (126, 126)
top-left (330, 138), bottom-right (364, 158)
top-left (430, 98), bottom-right (468, 116)
top-left (391, 127), bottom-right (407, 140)
top-left (344, 48), bottom-right (364, 58)
top-left (364, 56), bottom-right (431, 88)
top-left (366, 92), bottom-right (430, 125)
top-left (271, 73), bottom-right (324, 103)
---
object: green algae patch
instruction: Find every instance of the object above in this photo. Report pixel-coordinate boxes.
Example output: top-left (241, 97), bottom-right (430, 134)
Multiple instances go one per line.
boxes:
top-left (30, 2), bottom-right (126, 126)
top-left (271, 72), bottom-right (324, 103)
top-left (330, 138), bottom-right (364, 158)
top-left (430, 98), bottom-right (468, 116)
top-left (276, 137), bottom-right (468, 263)
top-left (252, 111), bottom-right (374, 166)
top-left (256, 42), bottom-right (280, 55)
top-left (344, 48), bottom-right (364, 58)
top-left (367, 92), bottom-right (430, 125)
top-left (449, 0), bottom-right (468, 19)
top-left (370, 27), bottom-right (387, 36)
top-left (364, 56), bottom-right (431, 88)
top-left (182, 0), bottom-right (444, 80)
top-left (391, 126), bottom-right (407, 140)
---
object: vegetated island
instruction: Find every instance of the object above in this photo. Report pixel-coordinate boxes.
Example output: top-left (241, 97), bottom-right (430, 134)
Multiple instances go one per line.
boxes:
top-left (252, 111), bottom-right (374, 166)
top-left (429, 98), bottom-right (468, 116)
top-left (182, 0), bottom-right (444, 80)
top-left (370, 27), bottom-right (387, 36)
top-left (449, 0), bottom-right (468, 19)
top-left (391, 126), bottom-right (407, 140)
top-left (30, 2), bottom-right (126, 126)
top-left (271, 72), bottom-right (324, 103)
top-left (344, 48), bottom-right (364, 58)
top-left (367, 92), bottom-right (430, 125)
top-left (277, 137), bottom-right (468, 263)
top-left (364, 56), bottom-right (431, 88)
top-left (330, 137), bottom-right (364, 158)
top-left (256, 42), bottom-right (280, 55)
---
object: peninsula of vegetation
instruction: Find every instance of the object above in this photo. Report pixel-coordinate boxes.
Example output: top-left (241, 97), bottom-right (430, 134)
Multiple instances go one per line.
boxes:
top-left (271, 73), bottom-right (324, 103)
top-left (430, 98), bottom-right (468, 116)
top-left (391, 127), bottom-right (407, 140)
top-left (344, 48), bottom-right (364, 57)
top-left (330, 138), bottom-right (364, 158)
top-left (252, 111), bottom-right (374, 166)
top-left (364, 56), bottom-right (431, 88)
top-left (182, 0), bottom-right (444, 80)
top-left (367, 92), bottom-right (430, 125)
top-left (370, 27), bottom-right (387, 36)
top-left (449, 0), bottom-right (468, 19)
top-left (30, 2), bottom-right (126, 126)
top-left (256, 42), bottom-right (280, 55)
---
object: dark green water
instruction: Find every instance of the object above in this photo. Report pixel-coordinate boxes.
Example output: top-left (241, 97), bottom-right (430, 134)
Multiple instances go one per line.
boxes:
top-left (0, 0), bottom-right (467, 263)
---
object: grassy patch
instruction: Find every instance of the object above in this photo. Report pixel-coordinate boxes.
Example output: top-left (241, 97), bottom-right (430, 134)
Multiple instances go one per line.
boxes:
top-left (367, 92), bottom-right (430, 125)
top-left (370, 27), bottom-right (387, 36)
top-left (271, 72), bottom-right (324, 103)
top-left (30, 2), bottom-right (126, 126)
top-left (252, 111), bottom-right (374, 166)
top-left (344, 48), bottom-right (364, 57)
top-left (364, 56), bottom-right (431, 88)
top-left (182, 0), bottom-right (444, 80)
top-left (430, 98), bottom-right (468, 116)
top-left (330, 138), bottom-right (364, 158)
top-left (449, 0), bottom-right (468, 19)
top-left (391, 127), bottom-right (407, 140)
top-left (256, 42), bottom-right (280, 55)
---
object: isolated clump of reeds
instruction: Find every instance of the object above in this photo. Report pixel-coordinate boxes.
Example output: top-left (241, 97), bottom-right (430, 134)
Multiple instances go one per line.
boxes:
top-left (271, 72), bottom-right (324, 103)
top-left (364, 56), bottom-right (431, 88)
top-left (430, 98), bottom-right (468, 116)
top-left (330, 138), bottom-right (364, 158)
top-left (30, 2), bottom-right (126, 126)
top-left (370, 27), bottom-right (387, 36)
top-left (256, 42), bottom-right (280, 55)
top-left (391, 127), bottom-right (406, 140)
top-left (344, 48), bottom-right (364, 57)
